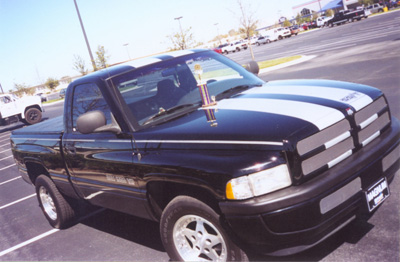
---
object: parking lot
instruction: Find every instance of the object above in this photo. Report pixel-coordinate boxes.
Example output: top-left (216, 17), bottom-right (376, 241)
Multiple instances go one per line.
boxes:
top-left (0, 11), bottom-right (399, 262)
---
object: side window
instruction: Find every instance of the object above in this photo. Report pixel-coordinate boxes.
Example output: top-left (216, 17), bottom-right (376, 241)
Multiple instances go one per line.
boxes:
top-left (0, 96), bottom-right (11, 104)
top-left (71, 83), bottom-right (111, 131)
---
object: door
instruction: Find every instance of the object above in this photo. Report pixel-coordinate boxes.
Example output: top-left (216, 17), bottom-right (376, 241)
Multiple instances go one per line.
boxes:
top-left (0, 95), bottom-right (19, 118)
top-left (62, 82), bottom-right (148, 217)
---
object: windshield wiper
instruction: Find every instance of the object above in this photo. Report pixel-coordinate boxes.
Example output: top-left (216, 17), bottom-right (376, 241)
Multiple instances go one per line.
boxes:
top-left (142, 103), bottom-right (200, 125)
top-left (216, 84), bottom-right (261, 100)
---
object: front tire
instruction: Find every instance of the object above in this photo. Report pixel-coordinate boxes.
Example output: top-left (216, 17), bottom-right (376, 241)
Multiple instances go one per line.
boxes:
top-left (35, 175), bottom-right (75, 229)
top-left (160, 196), bottom-right (247, 262)
top-left (24, 107), bottom-right (42, 125)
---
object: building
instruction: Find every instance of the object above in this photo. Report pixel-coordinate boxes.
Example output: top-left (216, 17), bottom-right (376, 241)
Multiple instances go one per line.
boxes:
top-left (292, 0), bottom-right (359, 16)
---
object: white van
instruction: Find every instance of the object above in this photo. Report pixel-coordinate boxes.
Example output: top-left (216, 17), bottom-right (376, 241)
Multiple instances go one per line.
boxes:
top-left (264, 27), bottom-right (291, 40)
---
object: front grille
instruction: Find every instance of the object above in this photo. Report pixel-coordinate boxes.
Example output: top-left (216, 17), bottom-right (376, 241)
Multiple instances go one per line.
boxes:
top-left (297, 96), bottom-right (390, 177)
top-left (355, 97), bottom-right (390, 147)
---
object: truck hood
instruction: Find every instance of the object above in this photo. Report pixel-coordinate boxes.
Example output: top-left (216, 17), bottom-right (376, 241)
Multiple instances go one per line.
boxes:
top-left (133, 79), bottom-right (382, 150)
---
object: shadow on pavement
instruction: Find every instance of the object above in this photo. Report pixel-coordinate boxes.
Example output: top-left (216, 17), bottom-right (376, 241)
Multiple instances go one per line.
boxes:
top-left (79, 207), bottom-right (165, 253)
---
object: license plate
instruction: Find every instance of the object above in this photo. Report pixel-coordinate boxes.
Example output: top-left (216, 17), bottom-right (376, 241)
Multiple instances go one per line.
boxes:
top-left (365, 177), bottom-right (390, 212)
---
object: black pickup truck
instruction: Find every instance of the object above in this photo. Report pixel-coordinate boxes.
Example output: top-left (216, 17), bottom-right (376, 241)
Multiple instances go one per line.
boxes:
top-left (11, 49), bottom-right (400, 261)
top-left (327, 8), bottom-right (370, 27)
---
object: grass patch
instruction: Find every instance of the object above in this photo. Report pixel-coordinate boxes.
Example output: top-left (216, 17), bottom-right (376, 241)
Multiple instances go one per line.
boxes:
top-left (43, 98), bottom-right (63, 104)
top-left (257, 55), bottom-right (302, 69)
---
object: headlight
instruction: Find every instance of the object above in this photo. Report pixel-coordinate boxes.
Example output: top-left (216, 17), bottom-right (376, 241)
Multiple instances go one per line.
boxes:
top-left (226, 164), bottom-right (291, 200)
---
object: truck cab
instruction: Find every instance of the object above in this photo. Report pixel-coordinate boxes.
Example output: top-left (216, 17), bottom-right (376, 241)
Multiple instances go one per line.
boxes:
top-left (0, 93), bottom-right (43, 125)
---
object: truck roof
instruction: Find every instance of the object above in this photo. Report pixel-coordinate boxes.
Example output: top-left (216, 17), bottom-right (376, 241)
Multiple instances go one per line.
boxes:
top-left (71, 49), bottom-right (208, 86)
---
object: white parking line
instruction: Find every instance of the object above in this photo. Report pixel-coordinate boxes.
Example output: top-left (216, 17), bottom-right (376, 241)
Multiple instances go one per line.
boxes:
top-left (0, 229), bottom-right (59, 257)
top-left (0, 177), bottom-right (20, 186)
top-left (0, 155), bottom-right (12, 161)
top-left (0, 208), bottom-right (106, 257)
top-left (0, 163), bottom-right (15, 171)
top-left (0, 132), bottom-right (10, 139)
top-left (0, 194), bottom-right (36, 210)
top-left (0, 148), bottom-right (11, 154)
top-left (0, 138), bottom-right (10, 143)
top-left (0, 143), bottom-right (10, 148)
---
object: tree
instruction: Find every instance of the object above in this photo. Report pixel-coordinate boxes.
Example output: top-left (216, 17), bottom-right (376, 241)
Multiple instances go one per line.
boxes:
top-left (312, 12), bottom-right (319, 21)
top-left (236, 0), bottom-right (258, 60)
top-left (325, 9), bottom-right (334, 17)
top-left (95, 45), bottom-right (110, 69)
top-left (228, 29), bottom-right (237, 37)
top-left (167, 26), bottom-right (196, 50)
top-left (295, 13), bottom-right (302, 25)
top-left (283, 20), bottom-right (292, 27)
top-left (73, 55), bottom-right (88, 75)
top-left (45, 77), bottom-right (59, 91)
top-left (13, 83), bottom-right (34, 97)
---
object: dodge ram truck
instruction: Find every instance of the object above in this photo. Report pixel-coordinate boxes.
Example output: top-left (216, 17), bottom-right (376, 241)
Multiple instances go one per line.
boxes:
top-left (11, 49), bottom-right (400, 261)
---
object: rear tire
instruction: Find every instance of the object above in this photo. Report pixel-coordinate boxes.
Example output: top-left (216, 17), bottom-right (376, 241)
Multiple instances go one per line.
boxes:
top-left (35, 175), bottom-right (75, 229)
top-left (160, 196), bottom-right (248, 262)
top-left (24, 108), bottom-right (42, 125)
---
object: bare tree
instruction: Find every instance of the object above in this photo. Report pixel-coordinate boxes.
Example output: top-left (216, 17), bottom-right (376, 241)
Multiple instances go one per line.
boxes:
top-left (237, 0), bottom-right (258, 60)
top-left (73, 55), bottom-right (88, 75)
top-left (167, 27), bottom-right (196, 50)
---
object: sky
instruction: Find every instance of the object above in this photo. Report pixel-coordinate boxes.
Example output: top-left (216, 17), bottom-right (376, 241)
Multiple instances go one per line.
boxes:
top-left (0, 0), bottom-right (303, 92)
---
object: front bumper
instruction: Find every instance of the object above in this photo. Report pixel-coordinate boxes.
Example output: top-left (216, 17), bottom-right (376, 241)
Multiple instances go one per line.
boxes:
top-left (219, 117), bottom-right (400, 256)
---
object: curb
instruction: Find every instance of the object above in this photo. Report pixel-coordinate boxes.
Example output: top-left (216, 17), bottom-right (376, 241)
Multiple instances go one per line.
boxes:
top-left (259, 55), bottom-right (316, 75)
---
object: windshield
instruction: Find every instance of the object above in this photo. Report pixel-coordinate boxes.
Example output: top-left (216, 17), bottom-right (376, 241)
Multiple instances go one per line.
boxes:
top-left (107, 50), bottom-right (264, 127)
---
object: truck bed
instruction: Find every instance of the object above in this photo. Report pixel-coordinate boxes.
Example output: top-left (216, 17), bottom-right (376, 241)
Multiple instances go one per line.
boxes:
top-left (12, 115), bottom-right (63, 135)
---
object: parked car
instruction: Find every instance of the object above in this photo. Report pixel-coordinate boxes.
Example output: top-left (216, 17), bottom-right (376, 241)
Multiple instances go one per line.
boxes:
top-left (246, 36), bottom-right (258, 45)
top-left (301, 21), bottom-right (316, 30)
top-left (316, 16), bottom-right (333, 27)
top-left (256, 35), bottom-right (277, 45)
top-left (276, 27), bottom-right (291, 39)
top-left (366, 3), bottom-right (384, 13)
top-left (212, 46), bottom-right (222, 54)
top-left (59, 88), bottom-right (67, 98)
top-left (232, 40), bottom-right (248, 51)
top-left (218, 43), bottom-right (234, 54)
top-left (289, 25), bottom-right (301, 35)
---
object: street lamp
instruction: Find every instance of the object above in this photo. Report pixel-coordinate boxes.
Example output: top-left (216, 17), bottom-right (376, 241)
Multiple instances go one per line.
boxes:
top-left (73, 0), bottom-right (97, 71)
top-left (123, 43), bottom-right (131, 60)
top-left (174, 16), bottom-right (185, 50)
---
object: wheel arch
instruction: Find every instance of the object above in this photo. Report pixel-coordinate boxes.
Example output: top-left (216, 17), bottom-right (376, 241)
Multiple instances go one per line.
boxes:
top-left (147, 180), bottom-right (222, 221)
top-left (21, 104), bottom-right (42, 119)
top-left (25, 160), bottom-right (49, 184)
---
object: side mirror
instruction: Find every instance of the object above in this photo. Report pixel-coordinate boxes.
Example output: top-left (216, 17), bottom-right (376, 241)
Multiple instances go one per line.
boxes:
top-left (244, 60), bottom-right (260, 75)
top-left (76, 110), bottom-right (121, 134)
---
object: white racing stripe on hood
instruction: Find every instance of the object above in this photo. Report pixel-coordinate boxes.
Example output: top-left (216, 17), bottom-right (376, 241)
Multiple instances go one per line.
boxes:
top-left (207, 98), bottom-right (344, 130)
top-left (243, 85), bottom-right (373, 111)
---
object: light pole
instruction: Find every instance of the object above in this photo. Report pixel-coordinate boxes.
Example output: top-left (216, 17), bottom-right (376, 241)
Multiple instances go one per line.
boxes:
top-left (73, 0), bottom-right (97, 71)
top-left (174, 16), bottom-right (185, 50)
top-left (123, 43), bottom-right (131, 61)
